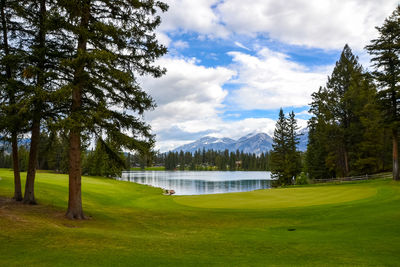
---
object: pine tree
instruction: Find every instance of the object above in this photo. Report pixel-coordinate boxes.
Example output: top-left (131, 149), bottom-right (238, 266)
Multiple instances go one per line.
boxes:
top-left (270, 108), bottom-right (289, 185)
top-left (366, 6), bottom-right (400, 180)
top-left (56, 0), bottom-right (168, 218)
top-left (325, 44), bottom-right (364, 176)
top-left (271, 109), bottom-right (302, 185)
top-left (12, 0), bottom-right (71, 204)
top-left (286, 111), bottom-right (302, 180)
top-left (0, 0), bottom-right (27, 201)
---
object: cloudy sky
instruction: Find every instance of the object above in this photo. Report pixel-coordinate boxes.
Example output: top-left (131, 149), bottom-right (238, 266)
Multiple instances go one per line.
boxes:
top-left (140, 0), bottom-right (399, 152)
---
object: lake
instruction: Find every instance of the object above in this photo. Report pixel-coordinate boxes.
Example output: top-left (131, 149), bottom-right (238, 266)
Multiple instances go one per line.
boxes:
top-left (117, 171), bottom-right (272, 195)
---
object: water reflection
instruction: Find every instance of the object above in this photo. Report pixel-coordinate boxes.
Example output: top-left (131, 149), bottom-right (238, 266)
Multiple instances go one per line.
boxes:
top-left (117, 171), bottom-right (272, 195)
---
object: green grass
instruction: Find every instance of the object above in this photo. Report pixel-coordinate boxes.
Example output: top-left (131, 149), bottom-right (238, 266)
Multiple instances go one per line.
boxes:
top-left (1, 168), bottom-right (400, 266)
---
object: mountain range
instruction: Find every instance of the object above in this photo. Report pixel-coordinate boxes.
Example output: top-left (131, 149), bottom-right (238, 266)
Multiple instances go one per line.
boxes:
top-left (173, 129), bottom-right (308, 154)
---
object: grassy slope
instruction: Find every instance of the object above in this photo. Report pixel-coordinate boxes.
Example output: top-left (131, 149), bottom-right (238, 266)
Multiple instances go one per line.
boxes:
top-left (0, 169), bottom-right (400, 266)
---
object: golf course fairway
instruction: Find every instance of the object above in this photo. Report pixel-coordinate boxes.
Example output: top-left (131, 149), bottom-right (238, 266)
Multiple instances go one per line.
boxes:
top-left (1, 169), bottom-right (400, 266)
top-left (174, 185), bottom-right (378, 209)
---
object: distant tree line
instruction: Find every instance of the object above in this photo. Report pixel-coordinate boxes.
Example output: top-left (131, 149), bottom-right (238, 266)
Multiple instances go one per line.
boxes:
top-left (154, 149), bottom-right (271, 171)
top-left (0, 139), bottom-right (272, 173)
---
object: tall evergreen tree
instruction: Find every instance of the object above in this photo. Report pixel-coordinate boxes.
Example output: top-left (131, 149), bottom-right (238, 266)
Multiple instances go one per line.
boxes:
top-left (286, 111), bottom-right (302, 180)
top-left (0, 0), bottom-right (27, 201)
top-left (17, 0), bottom-right (68, 204)
top-left (325, 44), bottom-right (363, 176)
top-left (57, 0), bottom-right (168, 219)
top-left (270, 109), bottom-right (291, 185)
top-left (366, 6), bottom-right (400, 180)
top-left (271, 109), bottom-right (302, 185)
top-left (22, 0), bottom-right (48, 204)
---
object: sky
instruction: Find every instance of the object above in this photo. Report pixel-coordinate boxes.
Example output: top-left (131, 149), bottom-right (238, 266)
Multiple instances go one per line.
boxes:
top-left (139, 0), bottom-right (399, 152)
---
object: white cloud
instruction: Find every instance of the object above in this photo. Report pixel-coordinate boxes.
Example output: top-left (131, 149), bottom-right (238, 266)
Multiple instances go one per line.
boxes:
top-left (295, 110), bottom-right (312, 117)
top-left (159, 0), bottom-right (398, 50)
top-left (160, 0), bottom-right (229, 38)
top-left (172, 40), bottom-right (189, 49)
top-left (218, 0), bottom-right (399, 50)
top-left (155, 30), bottom-right (171, 47)
top-left (227, 48), bottom-right (330, 110)
top-left (234, 41), bottom-right (251, 51)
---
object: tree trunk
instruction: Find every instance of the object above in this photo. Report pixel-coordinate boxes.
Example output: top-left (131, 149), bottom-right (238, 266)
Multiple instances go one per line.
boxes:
top-left (23, 117), bottom-right (40, 204)
top-left (66, 0), bottom-right (90, 219)
top-left (66, 129), bottom-right (84, 219)
top-left (1, 0), bottom-right (22, 201)
top-left (392, 128), bottom-right (399, 180)
top-left (11, 133), bottom-right (22, 201)
top-left (344, 149), bottom-right (349, 177)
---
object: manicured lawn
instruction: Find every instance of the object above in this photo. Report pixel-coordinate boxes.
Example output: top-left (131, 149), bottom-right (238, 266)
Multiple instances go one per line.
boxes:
top-left (0, 168), bottom-right (399, 266)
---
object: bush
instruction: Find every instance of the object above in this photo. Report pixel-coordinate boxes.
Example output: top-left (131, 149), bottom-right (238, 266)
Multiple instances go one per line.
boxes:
top-left (295, 172), bottom-right (309, 185)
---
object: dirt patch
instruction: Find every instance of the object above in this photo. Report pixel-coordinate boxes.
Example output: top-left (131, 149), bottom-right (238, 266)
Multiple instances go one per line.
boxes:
top-left (0, 197), bottom-right (29, 223)
top-left (63, 223), bottom-right (80, 228)
top-left (0, 196), bottom-right (73, 228)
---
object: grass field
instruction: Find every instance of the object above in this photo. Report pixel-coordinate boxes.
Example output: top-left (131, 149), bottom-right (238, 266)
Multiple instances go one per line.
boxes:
top-left (1, 169), bottom-right (400, 266)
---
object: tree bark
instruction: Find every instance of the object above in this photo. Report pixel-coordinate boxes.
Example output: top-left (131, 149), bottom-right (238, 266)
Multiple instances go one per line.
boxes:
top-left (344, 149), bottom-right (349, 177)
top-left (66, 0), bottom-right (90, 219)
top-left (23, 117), bottom-right (40, 204)
top-left (392, 128), bottom-right (399, 180)
top-left (11, 133), bottom-right (22, 201)
top-left (66, 129), bottom-right (84, 219)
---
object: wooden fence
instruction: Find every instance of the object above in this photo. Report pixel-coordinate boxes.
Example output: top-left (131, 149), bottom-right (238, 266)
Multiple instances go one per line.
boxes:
top-left (313, 172), bottom-right (392, 183)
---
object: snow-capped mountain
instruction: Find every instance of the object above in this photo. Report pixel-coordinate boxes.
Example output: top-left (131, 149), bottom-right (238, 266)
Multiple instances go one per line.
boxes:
top-left (172, 131), bottom-right (308, 154)
top-left (235, 133), bottom-right (273, 154)
top-left (173, 136), bottom-right (236, 154)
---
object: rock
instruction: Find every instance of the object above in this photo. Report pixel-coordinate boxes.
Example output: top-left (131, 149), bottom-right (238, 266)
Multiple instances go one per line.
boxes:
top-left (163, 189), bottom-right (176, 195)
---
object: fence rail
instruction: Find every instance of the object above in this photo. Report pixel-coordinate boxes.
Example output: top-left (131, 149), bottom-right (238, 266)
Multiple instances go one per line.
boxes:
top-left (313, 173), bottom-right (392, 183)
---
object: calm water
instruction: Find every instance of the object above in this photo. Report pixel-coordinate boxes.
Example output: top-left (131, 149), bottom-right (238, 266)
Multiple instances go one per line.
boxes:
top-left (117, 171), bottom-right (272, 195)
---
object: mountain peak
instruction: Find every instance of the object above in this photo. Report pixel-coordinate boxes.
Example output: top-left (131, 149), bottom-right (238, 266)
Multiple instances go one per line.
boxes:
top-left (172, 130), bottom-right (308, 154)
top-left (173, 132), bottom-right (273, 154)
